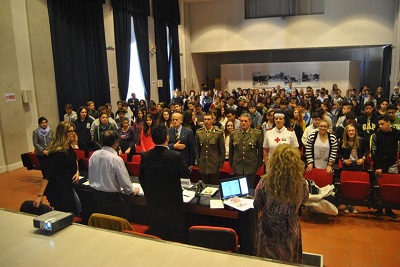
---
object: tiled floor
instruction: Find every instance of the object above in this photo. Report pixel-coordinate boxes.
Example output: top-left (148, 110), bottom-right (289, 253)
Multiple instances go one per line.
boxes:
top-left (1, 168), bottom-right (400, 266)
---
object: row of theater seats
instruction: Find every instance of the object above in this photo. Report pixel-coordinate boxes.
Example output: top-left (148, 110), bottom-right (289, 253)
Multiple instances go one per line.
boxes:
top-left (305, 168), bottom-right (400, 211)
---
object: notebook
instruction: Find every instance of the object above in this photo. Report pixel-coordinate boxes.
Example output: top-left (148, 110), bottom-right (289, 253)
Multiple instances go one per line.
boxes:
top-left (219, 176), bottom-right (249, 200)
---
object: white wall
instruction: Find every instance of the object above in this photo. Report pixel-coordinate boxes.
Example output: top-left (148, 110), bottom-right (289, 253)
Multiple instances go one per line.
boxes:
top-left (221, 61), bottom-right (360, 92)
top-left (189, 0), bottom-right (396, 53)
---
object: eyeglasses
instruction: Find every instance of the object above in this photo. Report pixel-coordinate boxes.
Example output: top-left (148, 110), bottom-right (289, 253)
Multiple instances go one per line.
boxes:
top-left (67, 130), bottom-right (76, 133)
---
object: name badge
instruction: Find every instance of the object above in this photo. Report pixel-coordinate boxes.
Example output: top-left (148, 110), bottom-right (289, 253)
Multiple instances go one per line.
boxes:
top-left (180, 178), bottom-right (192, 189)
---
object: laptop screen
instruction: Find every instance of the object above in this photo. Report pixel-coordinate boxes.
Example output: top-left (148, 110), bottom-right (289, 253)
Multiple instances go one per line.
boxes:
top-left (219, 176), bottom-right (249, 200)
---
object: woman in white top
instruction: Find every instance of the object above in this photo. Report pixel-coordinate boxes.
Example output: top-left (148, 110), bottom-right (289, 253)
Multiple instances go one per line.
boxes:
top-left (263, 110), bottom-right (299, 166)
top-left (305, 119), bottom-right (338, 175)
top-left (223, 120), bottom-right (234, 160)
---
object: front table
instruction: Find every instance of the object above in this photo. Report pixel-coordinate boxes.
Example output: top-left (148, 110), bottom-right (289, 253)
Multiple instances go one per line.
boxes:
top-left (0, 209), bottom-right (296, 267)
top-left (74, 175), bottom-right (257, 255)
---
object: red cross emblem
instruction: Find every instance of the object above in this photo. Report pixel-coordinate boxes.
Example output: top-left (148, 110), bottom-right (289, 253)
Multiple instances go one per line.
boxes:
top-left (274, 137), bottom-right (280, 143)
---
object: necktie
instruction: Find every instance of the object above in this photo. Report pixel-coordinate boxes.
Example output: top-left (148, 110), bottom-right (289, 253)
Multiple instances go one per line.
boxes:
top-left (175, 129), bottom-right (179, 141)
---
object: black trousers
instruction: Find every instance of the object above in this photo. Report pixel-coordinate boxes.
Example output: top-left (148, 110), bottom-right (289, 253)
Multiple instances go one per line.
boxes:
top-left (92, 189), bottom-right (130, 220)
top-left (200, 173), bottom-right (220, 185)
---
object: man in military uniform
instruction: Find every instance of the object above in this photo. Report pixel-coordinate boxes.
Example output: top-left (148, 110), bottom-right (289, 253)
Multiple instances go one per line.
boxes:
top-left (229, 113), bottom-right (264, 189)
top-left (196, 113), bottom-right (225, 185)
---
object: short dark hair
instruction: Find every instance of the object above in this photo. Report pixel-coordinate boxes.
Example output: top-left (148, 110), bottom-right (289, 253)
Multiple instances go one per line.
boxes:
top-left (297, 101), bottom-right (306, 108)
top-left (345, 111), bottom-right (356, 120)
top-left (387, 104), bottom-right (397, 111)
top-left (225, 109), bottom-right (236, 116)
top-left (102, 130), bottom-right (120, 147)
top-left (342, 101), bottom-right (352, 108)
top-left (364, 101), bottom-right (375, 108)
top-left (378, 114), bottom-right (391, 122)
top-left (64, 103), bottom-right (73, 109)
top-left (38, 117), bottom-right (48, 124)
top-left (312, 110), bottom-right (323, 119)
top-left (121, 117), bottom-right (130, 123)
top-left (116, 109), bottom-right (125, 115)
top-left (380, 98), bottom-right (389, 104)
top-left (151, 124), bottom-right (168, 145)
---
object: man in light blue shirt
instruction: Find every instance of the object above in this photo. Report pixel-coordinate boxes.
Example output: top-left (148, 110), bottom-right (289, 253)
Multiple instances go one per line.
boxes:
top-left (89, 130), bottom-right (138, 220)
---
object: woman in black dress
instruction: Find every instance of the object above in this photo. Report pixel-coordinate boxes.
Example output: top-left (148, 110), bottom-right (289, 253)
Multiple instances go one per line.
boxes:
top-left (33, 121), bottom-right (81, 215)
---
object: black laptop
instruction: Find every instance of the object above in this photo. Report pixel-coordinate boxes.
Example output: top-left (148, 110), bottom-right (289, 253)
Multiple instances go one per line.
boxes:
top-left (219, 176), bottom-right (250, 200)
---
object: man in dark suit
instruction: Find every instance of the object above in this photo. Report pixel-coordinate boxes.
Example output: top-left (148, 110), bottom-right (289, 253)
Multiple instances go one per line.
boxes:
top-left (127, 92), bottom-right (140, 115)
top-left (168, 112), bottom-right (195, 171)
top-left (139, 124), bottom-right (190, 242)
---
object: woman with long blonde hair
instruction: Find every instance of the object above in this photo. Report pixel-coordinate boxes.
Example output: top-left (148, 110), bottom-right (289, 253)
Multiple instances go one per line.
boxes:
top-left (254, 144), bottom-right (309, 263)
top-left (338, 124), bottom-right (366, 213)
top-left (33, 121), bottom-right (81, 215)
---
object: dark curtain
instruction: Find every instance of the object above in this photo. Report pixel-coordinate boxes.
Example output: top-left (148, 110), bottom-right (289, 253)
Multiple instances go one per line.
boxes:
top-left (153, 0), bottom-right (181, 103)
top-left (381, 45), bottom-right (392, 98)
top-left (47, 0), bottom-right (110, 121)
top-left (112, 0), bottom-right (150, 102)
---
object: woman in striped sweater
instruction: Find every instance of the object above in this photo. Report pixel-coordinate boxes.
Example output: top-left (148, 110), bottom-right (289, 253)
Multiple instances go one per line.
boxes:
top-left (305, 119), bottom-right (338, 175)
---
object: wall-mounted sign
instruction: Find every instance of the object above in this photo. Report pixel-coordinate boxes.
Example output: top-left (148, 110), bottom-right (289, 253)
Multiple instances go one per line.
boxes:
top-left (4, 93), bottom-right (16, 102)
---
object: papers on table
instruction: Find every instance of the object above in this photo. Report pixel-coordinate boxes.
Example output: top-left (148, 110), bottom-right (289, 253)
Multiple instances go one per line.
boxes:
top-left (82, 181), bottom-right (90, 186)
top-left (131, 183), bottom-right (144, 195)
top-left (79, 176), bottom-right (85, 180)
top-left (182, 189), bottom-right (196, 203)
top-left (200, 187), bottom-right (218, 197)
top-left (210, 199), bottom-right (224, 209)
top-left (223, 197), bottom-right (254, 211)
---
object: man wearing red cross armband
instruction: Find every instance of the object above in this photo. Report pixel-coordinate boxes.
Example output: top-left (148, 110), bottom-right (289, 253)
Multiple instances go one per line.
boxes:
top-left (263, 110), bottom-right (299, 167)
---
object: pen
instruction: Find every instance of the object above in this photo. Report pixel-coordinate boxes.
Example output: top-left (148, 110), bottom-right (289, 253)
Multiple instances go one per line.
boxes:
top-left (183, 195), bottom-right (190, 197)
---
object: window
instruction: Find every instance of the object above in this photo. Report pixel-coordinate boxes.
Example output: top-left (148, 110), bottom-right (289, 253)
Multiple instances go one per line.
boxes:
top-left (127, 17), bottom-right (146, 102)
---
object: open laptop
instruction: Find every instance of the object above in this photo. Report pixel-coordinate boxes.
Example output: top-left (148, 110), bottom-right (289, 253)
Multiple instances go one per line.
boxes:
top-left (219, 176), bottom-right (250, 200)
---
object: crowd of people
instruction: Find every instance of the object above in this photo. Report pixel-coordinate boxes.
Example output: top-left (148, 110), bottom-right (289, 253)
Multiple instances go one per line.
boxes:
top-left (31, 83), bottom-right (400, 264)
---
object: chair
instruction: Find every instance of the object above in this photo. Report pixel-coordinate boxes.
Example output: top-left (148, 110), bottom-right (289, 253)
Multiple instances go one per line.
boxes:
top-left (221, 161), bottom-right (233, 175)
top-left (82, 151), bottom-right (95, 169)
top-left (190, 166), bottom-right (201, 183)
top-left (131, 154), bottom-right (141, 163)
top-left (119, 153), bottom-right (128, 163)
top-left (255, 165), bottom-right (265, 186)
top-left (304, 168), bottom-right (333, 188)
top-left (376, 173), bottom-right (400, 210)
top-left (74, 149), bottom-right (85, 160)
top-left (20, 200), bottom-right (52, 215)
top-left (335, 171), bottom-right (372, 207)
top-left (188, 226), bottom-right (239, 252)
top-left (126, 162), bottom-right (140, 176)
top-left (20, 200), bottom-right (82, 223)
top-left (135, 144), bottom-right (143, 154)
top-left (122, 230), bottom-right (161, 240)
top-left (26, 152), bottom-right (41, 170)
top-left (88, 213), bottom-right (149, 233)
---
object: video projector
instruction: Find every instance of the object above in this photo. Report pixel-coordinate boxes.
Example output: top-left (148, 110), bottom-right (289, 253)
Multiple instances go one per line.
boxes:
top-left (33, 210), bottom-right (74, 232)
